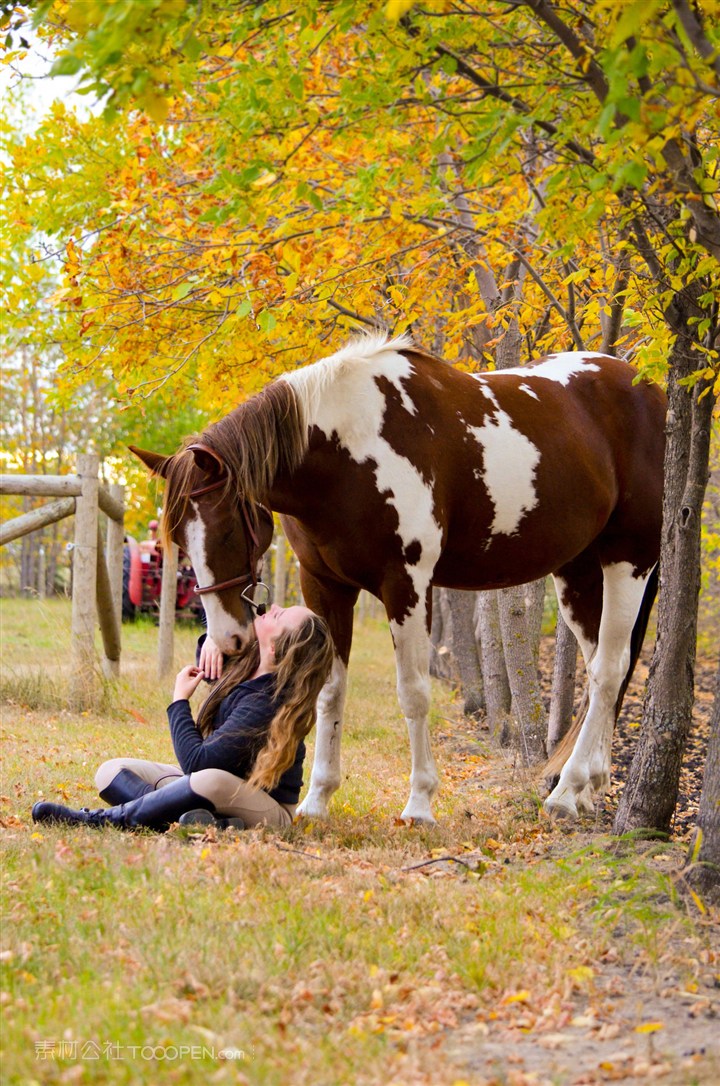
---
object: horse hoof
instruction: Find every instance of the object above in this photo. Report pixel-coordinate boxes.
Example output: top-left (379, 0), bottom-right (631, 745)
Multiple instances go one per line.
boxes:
top-left (576, 785), bottom-right (596, 815)
top-left (295, 799), bottom-right (329, 821)
top-left (399, 807), bottom-right (437, 827)
top-left (543, 794), bottom-right (579, 820)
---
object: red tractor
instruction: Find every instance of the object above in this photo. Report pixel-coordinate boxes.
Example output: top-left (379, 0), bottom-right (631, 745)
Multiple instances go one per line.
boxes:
top-left (123, 522), bottom-right (202, 621)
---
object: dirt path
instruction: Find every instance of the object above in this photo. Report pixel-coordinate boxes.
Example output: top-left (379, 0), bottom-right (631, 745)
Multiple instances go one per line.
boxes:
top-left (428, 644), bottom-right (719, 1086)
top-left (445, 957), bottom-right (718, 1085)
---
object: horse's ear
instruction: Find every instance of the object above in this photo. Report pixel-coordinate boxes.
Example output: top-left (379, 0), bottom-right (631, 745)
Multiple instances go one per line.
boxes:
top-left (128, 445), bottom-right (171, 478)
top-left (187, 442), bottom-right (225, 477)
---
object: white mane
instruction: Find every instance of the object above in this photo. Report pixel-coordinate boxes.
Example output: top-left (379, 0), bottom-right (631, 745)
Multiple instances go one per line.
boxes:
top-left (279, 333), bottom-right (414, 432)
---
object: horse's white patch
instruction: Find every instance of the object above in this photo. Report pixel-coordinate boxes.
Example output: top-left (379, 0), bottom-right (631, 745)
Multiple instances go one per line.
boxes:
top-left (496, 353), bottom-right (604, 386)
top-left (519, 383), bottom-right (540, 401)
top-left (467, 411), bottom-right (541, 536)
top-left (282, 338), bottom-right (442, 601)
top-left (472, 378), bottom-right (500, 409)
top-left (184, 504), bottom-right (246, 651)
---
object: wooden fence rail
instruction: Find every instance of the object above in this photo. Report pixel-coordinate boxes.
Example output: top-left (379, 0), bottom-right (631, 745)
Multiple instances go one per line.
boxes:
top-left (0, 456), bottom-right (125, 708)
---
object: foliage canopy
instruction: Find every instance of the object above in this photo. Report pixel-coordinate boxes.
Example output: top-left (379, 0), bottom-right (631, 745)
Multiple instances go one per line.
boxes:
top-left (1, 1), bottom-right (718, 417)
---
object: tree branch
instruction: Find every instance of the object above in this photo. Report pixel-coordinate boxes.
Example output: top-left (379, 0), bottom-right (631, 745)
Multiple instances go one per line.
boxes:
top-left (433, 43), bottom-right (596, 166)
top-left (325, 298), bottom-right (387, 331)
top-left (521, 0), bottom-right (610, 103)
top-left (671, 0), bottom-right (720, 80)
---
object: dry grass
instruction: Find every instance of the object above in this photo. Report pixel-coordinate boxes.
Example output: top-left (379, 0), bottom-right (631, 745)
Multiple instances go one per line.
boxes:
top-left (1, 598), bottom-right (718, 1085)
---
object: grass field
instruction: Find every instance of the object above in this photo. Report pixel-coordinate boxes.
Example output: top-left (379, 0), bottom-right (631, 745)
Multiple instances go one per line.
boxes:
top-left (1, 598), bottom-right (718, 1085)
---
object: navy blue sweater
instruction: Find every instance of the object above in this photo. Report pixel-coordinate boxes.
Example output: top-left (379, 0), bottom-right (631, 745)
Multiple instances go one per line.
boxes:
top-left (166, 673), bottom-right (305, 805)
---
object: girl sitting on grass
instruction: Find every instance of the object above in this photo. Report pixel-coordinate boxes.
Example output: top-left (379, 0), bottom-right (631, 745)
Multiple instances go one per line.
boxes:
top-left (32, 605), bottom-right (333, 832)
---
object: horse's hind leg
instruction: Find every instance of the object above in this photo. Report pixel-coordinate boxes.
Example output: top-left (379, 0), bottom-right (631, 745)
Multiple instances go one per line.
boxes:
top-left (558, 563), bottom-right (653, 817)
top-left (545, 560), bottom-right (653, 819)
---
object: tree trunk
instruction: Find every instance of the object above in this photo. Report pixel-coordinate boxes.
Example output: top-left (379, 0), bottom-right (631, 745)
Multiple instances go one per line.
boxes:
top-left (547, 609), bottom-right (579, 752)
top-left (497, 584), bottom-right (548, 762)
top-left (445, 588), bottom-right (485, 717)
top-left (685, 658), bottom-right (720, 904)
top-left (476, 591), bottom-right (512, 737)
top-left (524, 577), bottom-right (546, 668)
top-left (614, 312), bottom-right (716, 835)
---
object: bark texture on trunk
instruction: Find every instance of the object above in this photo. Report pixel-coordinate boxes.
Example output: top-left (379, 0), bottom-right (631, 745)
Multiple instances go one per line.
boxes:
top-left (445, 589), bottom-right (485, 717)
top-left (685, 658), bottom-right (720, 904)
top-left (614, 313), bottom-right (716, 835)
top-left (497, 584), bottom-right (548, 762)
top-left (476, 591), bottom-right (512, 737)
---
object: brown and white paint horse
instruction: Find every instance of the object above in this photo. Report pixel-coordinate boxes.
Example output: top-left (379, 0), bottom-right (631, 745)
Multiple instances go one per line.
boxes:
top-left (132, 334), bottom-right (666, 823)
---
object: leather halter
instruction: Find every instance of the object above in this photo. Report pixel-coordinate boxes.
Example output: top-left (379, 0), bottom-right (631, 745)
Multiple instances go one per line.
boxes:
top-left (187, 476), bottom-right (270, 599)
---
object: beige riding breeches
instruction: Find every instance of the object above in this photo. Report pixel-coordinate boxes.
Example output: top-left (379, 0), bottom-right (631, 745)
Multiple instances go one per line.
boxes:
top-left (95, 758), bottom-right (295, 828)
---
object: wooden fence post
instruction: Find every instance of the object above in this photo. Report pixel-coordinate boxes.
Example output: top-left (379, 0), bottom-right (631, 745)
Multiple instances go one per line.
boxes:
top-left (106, 483), bottom-right (125, 634)
top-left (37, 545), bottom-right (46, 599)
top-left (96, 524), bottom-right (121, 679)
top-left (158, 542), bottom-right (179, 679)
top-left (71, 454), bottom-right (99, 709)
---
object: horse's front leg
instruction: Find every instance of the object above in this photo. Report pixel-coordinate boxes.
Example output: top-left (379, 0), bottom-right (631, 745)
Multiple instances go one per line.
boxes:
top-left (390, 592), bottom-right (439, 825)
top-left (295, 568), bottom-right (358, 820)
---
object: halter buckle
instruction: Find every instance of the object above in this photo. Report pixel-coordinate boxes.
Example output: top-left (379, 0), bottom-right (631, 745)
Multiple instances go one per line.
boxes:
top-left (241, 581), bottom-right (271, 616)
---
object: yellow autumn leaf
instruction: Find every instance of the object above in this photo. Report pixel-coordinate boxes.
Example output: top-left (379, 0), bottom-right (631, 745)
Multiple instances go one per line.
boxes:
top-left (251, 171), bottom-right (278, 188)
top-left (688, 888), bottom-right (707, 915)
top-left (46, 286), bottom-right (71, 308)
top-left (635, 1021), bottom-right (664, 1034)
top-left (283, 271), bottom-right (299, 297)
top-left (385, 0), bottom-right (415, 24)
top-left (282, 244), bottom-right (301, 273)
top-left (502, 989), bottom-right (530, 1005)
top-left (143, 92), bottom-right (170, 123)
top-left (567, 966), bottom-right (595, 985)
top-left (389, 200), bottom-right (404, 224)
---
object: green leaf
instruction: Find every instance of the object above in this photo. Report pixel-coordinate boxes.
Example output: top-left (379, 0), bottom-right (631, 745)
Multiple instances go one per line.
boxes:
top-left (609, 0), bottom-right (664, 48)
top-left (256, 309), bottom-right (276, 333)
top-left (171, 281), bottom-right (192, 301)
top-left (50, 53), bottom-right (84, 77)
top-left (612, 160), bottom-right (648, 193)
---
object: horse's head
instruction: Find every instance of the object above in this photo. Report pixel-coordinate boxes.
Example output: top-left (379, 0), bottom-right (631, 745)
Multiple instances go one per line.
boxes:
top-left (130, 443), bottom-right (275, 652)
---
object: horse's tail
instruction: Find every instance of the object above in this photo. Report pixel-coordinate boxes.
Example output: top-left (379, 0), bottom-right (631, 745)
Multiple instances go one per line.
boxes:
top-left (614, 562), bottom-right (659, 718)
top-left (542, 563), bottom-right (659, 779)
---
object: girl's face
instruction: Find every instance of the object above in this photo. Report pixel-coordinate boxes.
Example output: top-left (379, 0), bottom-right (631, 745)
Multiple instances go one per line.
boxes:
top-left (254, 604), bottom-right (312, 656)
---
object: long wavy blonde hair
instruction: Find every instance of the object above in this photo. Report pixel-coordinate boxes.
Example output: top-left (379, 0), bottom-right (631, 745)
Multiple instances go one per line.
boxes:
top-left (196, 614), bottom-right (334, 793)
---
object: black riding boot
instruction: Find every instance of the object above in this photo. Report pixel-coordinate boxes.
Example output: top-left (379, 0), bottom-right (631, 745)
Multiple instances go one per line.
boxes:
top-left (178, 809), bottom-right (246, 831)
top-left (99, 768), bottom-right (154, 805)
top-left (32, 777), bottom-right (215, 832)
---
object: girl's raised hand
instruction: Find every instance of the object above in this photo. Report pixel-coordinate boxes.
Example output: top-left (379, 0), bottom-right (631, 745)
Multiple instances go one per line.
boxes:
top-left (173, 665), bottom-right (206, 702)
top-left (198, 635), bottom-right (223, 681)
